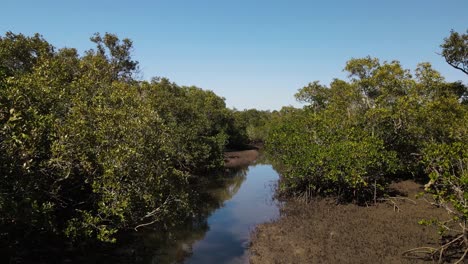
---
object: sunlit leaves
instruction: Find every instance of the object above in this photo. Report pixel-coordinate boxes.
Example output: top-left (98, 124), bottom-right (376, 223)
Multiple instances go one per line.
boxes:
top-left (267, 56), bottom-right (467, 205)
top-left (0, 32), bottom-right (239, 244)
top-left (441, 29), bottom-right (468, 75)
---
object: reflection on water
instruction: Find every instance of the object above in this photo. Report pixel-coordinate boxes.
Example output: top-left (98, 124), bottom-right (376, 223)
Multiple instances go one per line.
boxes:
top-left (154, 151), bottom-right (280, 264)
top-left (5, 150), bottom-right (280, 264)
top-left (184, 164), bottom-right (280, 264)
top-left (149, 167), bottom-right (249, 264)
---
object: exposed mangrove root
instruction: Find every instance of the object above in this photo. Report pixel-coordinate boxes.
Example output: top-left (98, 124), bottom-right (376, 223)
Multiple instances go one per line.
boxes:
top-left (402, 234), bottom-right (467, 263)
top-left (378, 197), bottom-right (417, 212)
top-left (382, 198), bottom-right (401, 212)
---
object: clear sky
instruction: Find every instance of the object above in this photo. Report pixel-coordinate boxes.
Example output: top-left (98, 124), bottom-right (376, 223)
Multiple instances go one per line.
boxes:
top-left (1, 0), bottom-right (467, 110)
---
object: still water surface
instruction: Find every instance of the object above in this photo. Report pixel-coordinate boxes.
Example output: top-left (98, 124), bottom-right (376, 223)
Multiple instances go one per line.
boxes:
top-left (7, 151), bottom-right (280, 264)
top-left (143, 150), bottom-right (281, 264)
top-left (183, 164), bottom-right (280, 263)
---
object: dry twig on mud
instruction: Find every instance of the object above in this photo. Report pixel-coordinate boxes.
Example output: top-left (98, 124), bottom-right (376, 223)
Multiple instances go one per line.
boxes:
top-left (378, 196), bottom-right (417, 212)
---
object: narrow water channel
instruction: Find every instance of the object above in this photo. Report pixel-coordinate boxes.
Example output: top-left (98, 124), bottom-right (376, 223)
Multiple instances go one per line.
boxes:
top-left (13, 150), bottom-right (280, 263)
top-left (184, 163), bottom-right (280, 263)
top-left (156, 150), bottom-right (281, 264)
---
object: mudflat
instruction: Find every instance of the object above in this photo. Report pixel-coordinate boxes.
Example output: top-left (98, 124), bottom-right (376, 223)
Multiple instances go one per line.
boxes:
top-left (250, 180), bottom-right (449, 264)
top-left (224, 149), bottom-right (259, 168)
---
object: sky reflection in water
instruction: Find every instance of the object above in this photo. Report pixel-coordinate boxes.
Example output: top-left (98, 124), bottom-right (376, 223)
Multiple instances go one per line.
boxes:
top-left (183, 164), bottom-right (280, 264)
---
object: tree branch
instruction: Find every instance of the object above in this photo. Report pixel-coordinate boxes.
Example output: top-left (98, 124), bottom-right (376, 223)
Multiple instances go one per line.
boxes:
top-left (445, 58), bottom-right (468, 75)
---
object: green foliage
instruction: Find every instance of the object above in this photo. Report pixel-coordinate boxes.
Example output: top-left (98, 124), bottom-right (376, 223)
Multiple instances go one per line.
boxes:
top-left (295, 81), bottom-right (330, 111)
top-left (267, 50), bottom-right (468, 258)
top-left (0, 32), bottom-right (54, 76)
top-left (0, 32), bottom-right (242, 244)
top-left (267, 57), bottom-right (467, 204)
top-left (422, 142), bottom-right (467, 222)
top-left (441, 29), bottom-right (468, 75)
top-left (145, 78), bottom-right (231, 173)
top-left (419, 142), bottom-right (468, 258)
top-left (88, 32), bottom-right (139, 82)
top-left (269, 87), bottom-right (398, 202)
top-left (230, 109), bottom-right (272, 144)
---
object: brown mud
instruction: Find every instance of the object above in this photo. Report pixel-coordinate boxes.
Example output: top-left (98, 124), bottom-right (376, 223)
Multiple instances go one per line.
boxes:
top-left (224, 149), bottom-right (259, 168)
top-left (249, 180), bottom-right (452, 264)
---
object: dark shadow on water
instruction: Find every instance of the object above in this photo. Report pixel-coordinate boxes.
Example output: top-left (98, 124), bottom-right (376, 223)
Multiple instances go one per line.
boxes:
top-left (3, 150), bottom-right (280, 264)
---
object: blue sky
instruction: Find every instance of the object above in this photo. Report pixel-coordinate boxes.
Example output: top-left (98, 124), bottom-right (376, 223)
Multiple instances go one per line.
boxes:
top-left (1, 0), bottom-right (467, 110)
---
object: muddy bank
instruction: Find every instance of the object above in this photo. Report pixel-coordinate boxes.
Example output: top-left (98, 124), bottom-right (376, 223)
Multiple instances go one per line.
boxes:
top-left (250, 180), bottom-right (449, 264)
top-left (224, 149), bottom-right (260, 168)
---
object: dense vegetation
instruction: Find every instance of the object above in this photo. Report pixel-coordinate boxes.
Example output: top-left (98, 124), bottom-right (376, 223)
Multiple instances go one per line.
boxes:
top-left (266, 30), bottom-right (467, 260)
top-left (0, 32), bottom-right (247, 245)
top-left (230, 109), bottom-right (272, 145)
top-left (1, 29), bottom-right (466, 262)
top-left (268, 59), bottom-right (466, 201)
